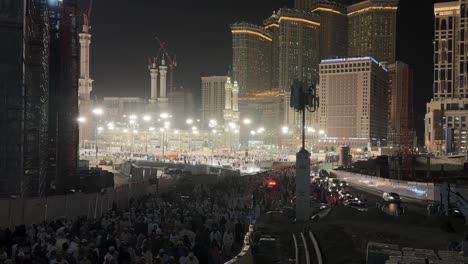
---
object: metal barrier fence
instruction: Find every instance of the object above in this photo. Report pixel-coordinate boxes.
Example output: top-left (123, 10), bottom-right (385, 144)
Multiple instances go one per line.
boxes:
top-left (0, 180), bottom-right (159, 228)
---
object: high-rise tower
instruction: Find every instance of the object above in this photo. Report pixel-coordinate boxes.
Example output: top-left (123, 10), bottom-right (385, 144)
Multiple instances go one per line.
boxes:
top-left (311, 0), bottom-right (348, 60)
top-left (347, 0), bottom-right (398, 63)
top-left (425, 1), bottom-right (468, 154)
top-left (276, 9), bottom-right (320, 91)
top-left (231, 23), bottom-right (272, 95)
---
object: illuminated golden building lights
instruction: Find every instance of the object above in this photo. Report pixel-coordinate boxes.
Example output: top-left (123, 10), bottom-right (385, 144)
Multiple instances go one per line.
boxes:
top-left (278, 16), bottom-right (320, 27)
top-left (231, 29), bottom-right (272, 42)
top-left (311, 7), bottom-right (343, 15)
top-left (434, 5), bottom-right (459, 15)
top-left (265, 23), bottom-right (280, 29)
top-left (434, 6), bottom-right (459, 13)
top-left (347, 6), bottom-right (398, 16)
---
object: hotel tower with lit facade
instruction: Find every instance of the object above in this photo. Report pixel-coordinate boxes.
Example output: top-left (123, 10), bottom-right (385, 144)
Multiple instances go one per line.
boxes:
top-left (319, 57), bottom-right (389, 148)
top-left (347, 0), bottom-right (398, 63)
top-left (310, 0), bottom-right (348, 60)
top-left (231, 23), bottom-right (272, 95)
top-left (426, 0), bottom-right (468, 154)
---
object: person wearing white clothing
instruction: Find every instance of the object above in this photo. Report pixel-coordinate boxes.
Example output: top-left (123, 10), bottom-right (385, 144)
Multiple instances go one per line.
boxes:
top-left (222, 230), bottom-right (234, 258)
top-left (179, 252), bottom-right (199, 264)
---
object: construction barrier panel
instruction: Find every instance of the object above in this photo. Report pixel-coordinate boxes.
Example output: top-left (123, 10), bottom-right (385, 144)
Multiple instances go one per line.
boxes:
top-left (0, 179), bottom-right (157, 228)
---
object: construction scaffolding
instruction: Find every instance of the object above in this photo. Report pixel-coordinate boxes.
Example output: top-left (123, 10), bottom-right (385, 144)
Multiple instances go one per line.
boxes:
top-left (23, 0), bottom-right (51, 197)
top-left (0, 0), bottom-right (79, 197)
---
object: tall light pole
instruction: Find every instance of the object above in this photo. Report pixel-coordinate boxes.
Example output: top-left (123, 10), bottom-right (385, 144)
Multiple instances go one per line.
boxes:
top-left (92, 108), bottom-right (103, 167)
top-left (290, 80), bottom-right (319, 221)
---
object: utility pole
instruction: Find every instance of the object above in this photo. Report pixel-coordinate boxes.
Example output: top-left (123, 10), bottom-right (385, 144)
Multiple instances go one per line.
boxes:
top-left (290, 80), bottom-right (319, 221)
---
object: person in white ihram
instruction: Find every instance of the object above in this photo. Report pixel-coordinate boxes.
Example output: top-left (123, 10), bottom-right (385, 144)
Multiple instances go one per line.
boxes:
top-left (179, 252), bottom-right (199, 264)
top-left (222, 229), bottom-right (234, 258)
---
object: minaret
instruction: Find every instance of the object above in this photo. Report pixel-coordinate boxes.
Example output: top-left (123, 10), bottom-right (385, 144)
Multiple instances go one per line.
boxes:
top-left (232, 81), bottom-right (240, 122)
top-left (232, 81), bottom-right (239, 112)
top-left (225, 77), bottom-right (232, 110)
top-left (78, 23), bottom-right (93, 141)
top-left (223, 77), bottom-right (233, 125)
top-left (149, 59), bottom-right (158, 102)
top-left (158, 58), bottom-right (169, 112)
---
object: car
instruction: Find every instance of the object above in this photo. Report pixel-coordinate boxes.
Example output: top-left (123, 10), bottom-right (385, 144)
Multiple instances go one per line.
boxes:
top-left (319, 169), bottom-right (329, 177)
top-left (329, 179), bottom-right (341, 187)
top-left (339, 191), bottom-right (353, 200)
top-left (382, 192), bottom-right (401, 203)
top-left (344, 198), bottom-right (368, 211)
top-left (328, 186), bottom-right (338, 193)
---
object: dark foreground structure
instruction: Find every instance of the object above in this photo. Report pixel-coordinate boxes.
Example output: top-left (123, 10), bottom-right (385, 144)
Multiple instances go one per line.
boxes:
top-left (0, 0), bottom-right (79, 197)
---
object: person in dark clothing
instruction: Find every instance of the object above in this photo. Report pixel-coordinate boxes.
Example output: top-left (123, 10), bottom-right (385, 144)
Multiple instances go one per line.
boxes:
top-left (234, 220), bottom-right (243, 244)
top-left (117, 244), bottom-right (131, 264)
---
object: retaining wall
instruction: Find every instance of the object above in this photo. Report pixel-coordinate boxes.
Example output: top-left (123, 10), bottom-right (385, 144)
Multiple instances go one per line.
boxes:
top-left (331, 170), bottom-right (468, 202)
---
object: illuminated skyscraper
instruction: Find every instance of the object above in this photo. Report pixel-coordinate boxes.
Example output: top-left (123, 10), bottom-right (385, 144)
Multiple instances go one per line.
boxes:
top-left (295, 0), bottom-right (313, 11)
top-left (264, 12), bottom-right (281, 89)
top-left (311, 0), bottom-right (348, 60)
top-left (347, 0), bottom-right (398, 63)
top-left (231, 23), bottom-right (272, 95)
top-left (425, 1), bottom-right (468, 154)
top-left (275, 9), bottom-right (320, 91)
top-left (387, 61), bottom-right (415, 149)
top-left (201, 76), bottom-right (228, 124)
top-left (319, 57), bottom-right (389, 147)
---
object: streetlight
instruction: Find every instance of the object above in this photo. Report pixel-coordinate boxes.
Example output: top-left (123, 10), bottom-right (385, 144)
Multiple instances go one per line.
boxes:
top-left (186, 118), bottom-right (193, 125)
top-left (77, 117), bottom-right (86, 123)
top-left (282, 126), bottom-right (289, 134)
top-left (319, 129), bottom-right (325, 135)
top-left (160, 113), bottom-right (169, 119)
top-left (243, 118), bottom-right (251, 125)
top-left (129, 114), bottom-right (137, 120)
top-left (92, 108), bottom-right (103, 115)
top-left (143, 115), bottom-right (152, 121)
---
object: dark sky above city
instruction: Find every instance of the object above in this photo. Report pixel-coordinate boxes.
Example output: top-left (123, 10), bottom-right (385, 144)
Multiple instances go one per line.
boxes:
top-left (88, 0), bottom-right (435, 141)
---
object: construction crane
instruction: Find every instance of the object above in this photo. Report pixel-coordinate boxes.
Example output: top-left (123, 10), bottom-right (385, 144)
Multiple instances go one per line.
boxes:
top-left (155, 37), bottom-right (177, 111)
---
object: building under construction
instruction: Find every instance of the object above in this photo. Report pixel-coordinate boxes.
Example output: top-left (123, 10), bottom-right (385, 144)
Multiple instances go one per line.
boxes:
top-left (0, 0), bottom-right (79, 197)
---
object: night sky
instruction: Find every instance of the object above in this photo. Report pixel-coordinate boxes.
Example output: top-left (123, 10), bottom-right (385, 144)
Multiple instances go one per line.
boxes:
top-left (88, 0), bottom-right (435, 142)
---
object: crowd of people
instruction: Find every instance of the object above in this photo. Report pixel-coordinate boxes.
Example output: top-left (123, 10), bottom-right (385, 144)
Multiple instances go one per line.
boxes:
top-left (0, 175), bottom-right (259, 264)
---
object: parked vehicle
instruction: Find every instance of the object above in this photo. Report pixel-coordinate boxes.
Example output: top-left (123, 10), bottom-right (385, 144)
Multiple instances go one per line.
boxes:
top-left (382, 192), bottom-right (401, 203)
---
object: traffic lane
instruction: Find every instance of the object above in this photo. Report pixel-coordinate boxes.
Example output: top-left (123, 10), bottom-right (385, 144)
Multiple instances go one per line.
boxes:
top-left (346, 184), bottom-right (429, 216)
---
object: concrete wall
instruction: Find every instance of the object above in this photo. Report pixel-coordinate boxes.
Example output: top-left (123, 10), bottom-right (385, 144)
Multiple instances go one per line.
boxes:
top-left (332, 170), bottom-right (468, 202)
